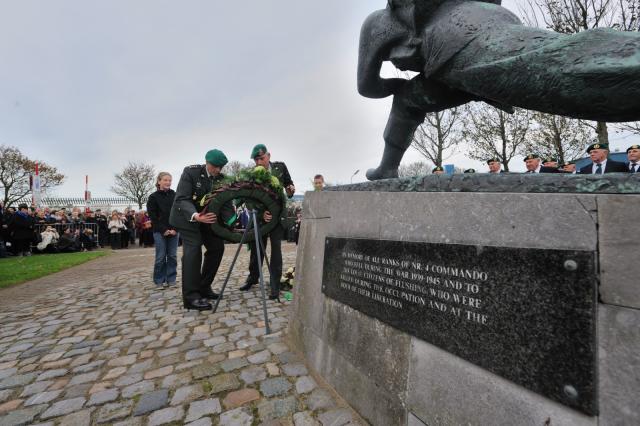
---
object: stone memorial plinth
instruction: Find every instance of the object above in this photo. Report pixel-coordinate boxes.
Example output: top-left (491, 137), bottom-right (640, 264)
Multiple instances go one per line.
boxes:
top-left (288, 174), bottom-right (640, 426)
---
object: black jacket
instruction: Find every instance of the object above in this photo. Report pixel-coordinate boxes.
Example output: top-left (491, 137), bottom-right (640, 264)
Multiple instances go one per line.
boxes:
top-left (10, 212), bottom-right (35, 240)
top-left (147, 189), bottom-right (176, 234)
top-left (170, 165), bottom-right (226, 231)
top-left (579, 160), bottom-right (629, 174)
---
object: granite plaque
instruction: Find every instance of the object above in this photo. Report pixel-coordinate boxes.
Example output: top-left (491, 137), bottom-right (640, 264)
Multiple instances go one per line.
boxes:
top-left (322, 237), bottom-right (597, 415)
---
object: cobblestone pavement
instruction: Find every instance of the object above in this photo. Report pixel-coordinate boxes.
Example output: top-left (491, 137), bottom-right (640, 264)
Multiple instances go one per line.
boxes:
top-left (0, 243), bottom-right (360, 426)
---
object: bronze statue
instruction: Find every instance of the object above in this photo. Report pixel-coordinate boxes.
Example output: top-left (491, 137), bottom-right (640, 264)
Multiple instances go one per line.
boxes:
top-left (359, 0), bottom-right (640, 180)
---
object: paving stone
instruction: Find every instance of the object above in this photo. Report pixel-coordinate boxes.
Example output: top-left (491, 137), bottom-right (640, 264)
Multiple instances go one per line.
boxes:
top-left (72, 360), bottom-right (105, 374)
top-left (144, 366), bottom-right (173, 380)
top-left (161, 372), bottom-right (192, 389)
top-left (0, 369), bottom-right (17, 381)
top-left (222, 388), bottom-right (260, 409)
top-left (36, 369), bottom-right (67, 382)
top-left (0, 404), bottom-right (47, 426)
top-left (185, 417), bottom-right (212, 426)
top-left (128, 359), bottom-right (153, 374)
top-left (40, 396), bottom-right (86, 419)
top-left (306, 389), bottom-right (337, 411)
top-left (239, 365), bottom-right (267, 384)
top-left (207, 373), bottom-right (241, 394)
top-left (20, 380), bottom-right (53, 397)
top-left (278, 352), bottom-right (301, 364)
top-left (24, 390), bottom-right (62, 406)
top-left (170, 384), bottom-right (204, 406)
top-left (266, 363), bottom-right (281, 376)
top-left (260, 377), bottom-right (293, 397)
top-left (114, 372), bottom-right (143, 387)
top-left (112, 416), bottom-right (143, 426)
top-left (247, 350), bottom-right (271, 364)
top-left (107, 355), bottom-right (137, 367)
top-left (57, 408), bottom-right (92, 426)
top-left (0, 373), bottom-right (36, 389)
top-left (87, 388), bottom-right (119, 406)
top-left (148, 406), bottom-right (184, 426)
top-left (0, 399), bottom-right (23, 414)
top-left (218, 407), bottom-right (253, 426)
top-left (4, 343), bottom-right (34, 354)
top-left (96, 400), bottom-right (134, 424)
top-left (257, 396), bottom-right (298, 421)
top-left (64, 383), bottom-right (92, 399)
top-left (69, 371), bottom-right (101, 386)
top-left (0, 390), bottom-right (13, 403)
top-left (185, 349), bottom-right (208, 361)
top-left (267, 342), bottom-right (290, 355)
top-left (220, 357), bottom-right (249, 372)
top-left (133, 389), bottom-right (169, 416)
top-left (89, 382), bottom-right (112, 394)
top-left (295, 376), bottom-right (317, 394)
top-left (121, 380), bottom-right (154, 398)
top-left (103, 367), bottom-right (127, 380)
top-left (203, 336), bottom-right (226, 347)
top-left (317, 408), bottom-right (353, 426)
top-left (191, 363), bottom-right (221, 380)
top-left (185, 398), bottom-right (222, 422)
top-left (293, 411), bottom-right (321, 426)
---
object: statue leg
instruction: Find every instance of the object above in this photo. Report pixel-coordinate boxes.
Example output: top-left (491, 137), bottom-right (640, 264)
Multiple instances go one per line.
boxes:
top-left (366, 96), bottom-right (426, 181)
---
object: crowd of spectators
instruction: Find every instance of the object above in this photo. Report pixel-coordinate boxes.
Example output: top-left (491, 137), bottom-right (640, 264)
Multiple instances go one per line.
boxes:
top-left (0, 203), bottom-right (156, 258)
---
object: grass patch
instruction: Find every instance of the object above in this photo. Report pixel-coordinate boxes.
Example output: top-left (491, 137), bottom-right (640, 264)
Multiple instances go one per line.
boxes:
top-left (0, 251), bottom-right (108, 288)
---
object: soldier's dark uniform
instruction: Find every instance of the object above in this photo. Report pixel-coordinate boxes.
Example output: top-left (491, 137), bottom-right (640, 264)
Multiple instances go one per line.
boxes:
top-left (170, 160), bottom-right (227, 308)
top-left (244, 160), bottom-right (294, 298)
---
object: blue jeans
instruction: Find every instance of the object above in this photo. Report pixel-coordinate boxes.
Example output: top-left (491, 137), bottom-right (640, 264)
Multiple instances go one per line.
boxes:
top-left (153, 232), bottom-right (179, 285)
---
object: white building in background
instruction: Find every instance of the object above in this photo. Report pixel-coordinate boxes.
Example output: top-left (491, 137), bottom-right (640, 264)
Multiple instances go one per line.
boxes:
top-left (13, 196), bottom-right (148, 211)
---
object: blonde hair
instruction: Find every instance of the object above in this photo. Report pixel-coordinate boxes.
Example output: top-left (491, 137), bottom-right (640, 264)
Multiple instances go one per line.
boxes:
top-left (156, 172), bottom-right (172, 189)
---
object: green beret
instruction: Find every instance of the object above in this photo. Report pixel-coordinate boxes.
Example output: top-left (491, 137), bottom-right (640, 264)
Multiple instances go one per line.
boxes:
top-left (543, 157), bottom-right (558, 163)
top-left (627, 144), bottom-right (640, 153)
top-left (464, 168), bottom-right (476, 174)
top-left (586, 143), bottom-right (608, 153)
top-left (523, 154), bottom-right (540, 161)
top-left (251, 144), bottom-right (268, 159)
top-left (563, 160), bottom-right (576, 166)
top-left (205, 149), bottom-right (228, 167)
top-left (432, 166), bottom-right (444, 173)
top-left (486, 158), bottom-right (500, 165)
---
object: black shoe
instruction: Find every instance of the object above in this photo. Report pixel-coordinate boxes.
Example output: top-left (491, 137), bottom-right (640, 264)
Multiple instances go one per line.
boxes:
top-left (202, 291), bottom-right (219, 300)
top-left (269, 294), bottom-right (280, 302)
top-left (183, 299), bottom-right (213, 311)
top-left (239, 281), bottom-right (257, 291)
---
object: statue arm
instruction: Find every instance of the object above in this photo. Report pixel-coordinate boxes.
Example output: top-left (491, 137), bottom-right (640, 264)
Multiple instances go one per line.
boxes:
top-left (357, 10), bottom-right (407, 99)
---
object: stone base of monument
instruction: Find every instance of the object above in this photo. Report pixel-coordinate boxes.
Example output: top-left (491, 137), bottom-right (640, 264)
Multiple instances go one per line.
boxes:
top-left (288, 174), bottom-right (640, 426)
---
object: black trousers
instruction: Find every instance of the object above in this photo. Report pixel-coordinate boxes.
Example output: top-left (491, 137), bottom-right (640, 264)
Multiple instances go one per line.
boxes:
top-left (180, 225), bottom-right (224, 303)
top-left (248, 223), bottom-right (284, 296)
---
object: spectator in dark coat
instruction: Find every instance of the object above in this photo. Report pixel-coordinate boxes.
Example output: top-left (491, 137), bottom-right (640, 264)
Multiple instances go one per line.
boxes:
top-left (147, 172), bottom-right (178, 288)
top-left (10, 204), bottom-right (35, 256)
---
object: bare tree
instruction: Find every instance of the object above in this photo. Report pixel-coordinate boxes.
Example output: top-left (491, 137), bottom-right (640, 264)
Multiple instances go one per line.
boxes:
top-left (410, 109), bottom-right (463, 167)
top-left (111, 161), bottom-right (156, 209)
top-left (527, 113), bottom-right (594, 163)
top-left (520, 0), bottom-right (640, 145)
top-left (0, 145), bottom-right (65, 207)
top-left (224, 160), bottom-right (254, 178)
top-left (398, 161), bottom-right (431, 177)
top-left (461, 104), bottom-right (532, 172)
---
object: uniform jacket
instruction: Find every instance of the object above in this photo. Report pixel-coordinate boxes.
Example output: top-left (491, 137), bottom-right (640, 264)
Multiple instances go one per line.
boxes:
top-left (270, 161), bottom-right (294, 224)
top-left (579, 160), bottom-right (629, 174)
top-left (170, 165), bottom-right (226, 231)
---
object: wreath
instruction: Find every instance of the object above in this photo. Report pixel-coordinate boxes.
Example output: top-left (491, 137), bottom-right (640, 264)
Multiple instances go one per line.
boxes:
top-left (201, 166), bottom-right (283, 243)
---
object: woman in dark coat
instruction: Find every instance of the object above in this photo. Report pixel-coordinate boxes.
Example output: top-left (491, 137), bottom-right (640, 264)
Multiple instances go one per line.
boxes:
top-left (147, 172), bottom-right (178, 288)
top-left (9, 204), bottom-right (35, 256)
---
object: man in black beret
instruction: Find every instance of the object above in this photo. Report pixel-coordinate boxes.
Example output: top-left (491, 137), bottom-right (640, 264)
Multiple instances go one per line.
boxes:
top-left (487, 158), bottom-right (503, 174)
top-left (240, 144), bottom-right (295, 300)
top-left (578, 143), bottom-right (628, 174)
top-left (627, 144), bottom-right (640, 173)
top-left (170, 149), bottom-right (229, 311)
top-left (523, 154), bottom-right (561, 173)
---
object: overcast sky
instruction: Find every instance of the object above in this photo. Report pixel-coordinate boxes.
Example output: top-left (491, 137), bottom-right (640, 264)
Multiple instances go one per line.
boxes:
top-left (1, 0), bottom-right (637, 198)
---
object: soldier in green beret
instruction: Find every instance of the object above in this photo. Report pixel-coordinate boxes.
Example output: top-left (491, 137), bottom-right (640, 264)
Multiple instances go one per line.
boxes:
top-left (561, 161), bottom-right (577, 174)
top-left (542, 157), bottom-right (559, 169)
top-left (627, 144), bottom-right (640, 173)
top-left (432, 166), bottom-right (445, 175)
top-left (169, 149), bottom-right (230, 311)
top-left (463, 168), bottom-right (476, 174)
top-left (578, 143), bottom-right (628, 174)
top-left (487, 158), bottom-right (503, 174)
top-left (240, 144), bottom-right (295, 300)
top-left (523, 153), bottom-right (561, 173)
